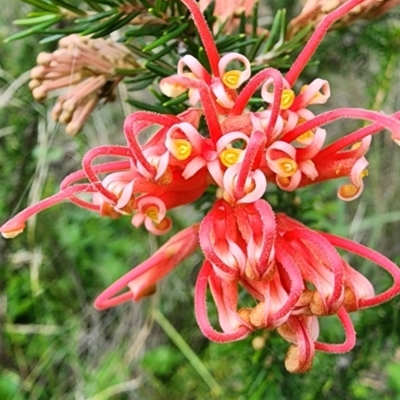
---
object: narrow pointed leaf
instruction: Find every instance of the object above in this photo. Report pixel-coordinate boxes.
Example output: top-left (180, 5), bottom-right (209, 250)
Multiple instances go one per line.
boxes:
top-left (4, 16), bottom-right (62, 43)
top-left (125, 23), bottom-right (167, 37)
top-left (127, 99), bottom-right (170, 113)
top-left (80, 11), bottom-right (124, 36)
top-left (143, 22), bottom-right (189, 51)
top-left (14, 14), bottom-right (59, 26)
top-left (262, 9), bottom-right (282, 53)
top-left (75, 10), bottom-right (115, 24)
top-left (91, 11), bottom-right (141, 38)
top-left (50, 0), bottom-right (85, 15)
top-left (20, 0), bottom-right (59, 12)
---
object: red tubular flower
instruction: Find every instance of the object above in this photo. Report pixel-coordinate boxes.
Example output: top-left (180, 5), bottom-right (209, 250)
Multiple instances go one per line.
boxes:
top-left (279, 315), bottom-right (318, 373)
top-left (199, 200), bottom-right (247, 280)
top-left (194, 260), bottom-right (253, 343)
top-left (1, 184), bottom-right (98, 238)
top-left (276, 214), bottom-right (400, 313)
top-left (95, 224), bottom-right (199, 309)
top-left (320, 232), bottom-right (400, 309)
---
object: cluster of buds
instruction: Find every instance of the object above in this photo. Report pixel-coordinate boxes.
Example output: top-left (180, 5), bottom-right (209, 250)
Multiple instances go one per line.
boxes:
top-left (289, 0), bottom-right (400, 37)
top-left (3, 0), bottom-right (400, 373)
top-left (29, 34), bottom-right (139, 136)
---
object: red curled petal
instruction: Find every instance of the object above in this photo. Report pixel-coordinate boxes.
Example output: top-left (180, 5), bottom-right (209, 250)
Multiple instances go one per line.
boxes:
top-left (1, 184), bottom-right (97, 238)
top-left (284, 316), bottom-right (316, 373)
top-left (319, 232), bottom-right (400, 309)
top-left (199, 200), bottom-right (241, 279)
top-left (284, 226), bottom-right (345, 314)
top-left (162, 75), bottom-right (223, 142)
top-left (60, 160), bottom-right (131, 211)
top-left (270, 236), bottom-right (304, 325)
top-left (315, 307), bottom-right (356, 353)
top-left (285, 0), bottom-right (366, 86)
top-left (194, 261), bottom-right (252, 343)
top-left (82, 145), bottom-right (133, 203)
top-left (233, 130), bottom-right (266, 201)
top-left (180, 0), bottom-right (220, 77)
top-left (249, 200), bottom-right (276, 277)
top-left (230, 68), bottom-right (283, 122)
top-left (94, 224), bottom-right (199, 310)
top-left (282, 108), bottom-right (400, 144)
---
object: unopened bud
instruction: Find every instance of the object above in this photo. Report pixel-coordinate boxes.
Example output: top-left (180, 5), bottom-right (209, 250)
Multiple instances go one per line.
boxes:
top-left (36, 52), bottom-right (53, 65)
top-left (29, 79), bottom-right (41, 90)
top-left (31, 66), bottom-right (46, 79)
top-left (32, 86), bottom-right (48, 101)
top-left (59, 109), bottom-right (73, 124)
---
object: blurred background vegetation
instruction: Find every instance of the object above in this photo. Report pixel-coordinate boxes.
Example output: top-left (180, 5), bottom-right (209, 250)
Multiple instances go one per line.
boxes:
top-left (1, 1), bottom-right (400, 399)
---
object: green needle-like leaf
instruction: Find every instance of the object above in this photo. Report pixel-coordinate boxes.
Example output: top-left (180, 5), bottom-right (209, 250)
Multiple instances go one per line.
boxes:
top-left (127, 98), bottom-right (171, 113)
top-left (142, 22), bottom-right (189, 52)
top-left (39, 33), bottom-right (64, 44)
top-left (14, 14), bottom-right (59, 26)
top-left (80, 11), bottom-right (125, 36)
top-left (91, 11), bottom-right (141, 38)
top-left (50, 0), bottom-right (85, 15)
top-left (216, 34), bottom-right (245, 52)
top-left (125, 23), bottom-right (167, 37)
top-left (145, 61), bottom-right (174, 77)
top-left (262, 9), bottom-right (282, 53)
top-left (163, 92), bottom-right (189, 107)
top-left (152, 309), bottom-right (223, 397)
top-left (248, 32), bottom-right (267, 62)
top-left (251, 0), bottom-right (259, 38)
top-left (4, 16), bottom-right (63, 43)
top-left (75, 10), bottom-right (115, 24)
top-left (20, 0), bottom-right (59, 12)
top-left (147, 42), bottom-right (179, 62)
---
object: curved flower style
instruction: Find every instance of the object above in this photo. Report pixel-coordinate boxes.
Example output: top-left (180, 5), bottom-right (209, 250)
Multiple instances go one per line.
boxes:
top-left (2, 0), bottom-right (400, 374)
top-left (95, 224), bottom-right (199, 309)
top-left (289, 0), bottom-right (400, 38)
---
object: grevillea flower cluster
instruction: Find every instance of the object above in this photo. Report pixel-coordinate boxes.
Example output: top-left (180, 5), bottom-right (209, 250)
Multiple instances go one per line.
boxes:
top-left (2, 0), bottom-right (400, 373)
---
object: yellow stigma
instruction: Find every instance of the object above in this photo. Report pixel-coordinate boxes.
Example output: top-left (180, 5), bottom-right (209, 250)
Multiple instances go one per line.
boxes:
top-left (277, 158), bottom-right (298, 177)
top-left (280, 89), bottom-right (295, 110)
top-left (171, 139), bottom-right (192, 160)
top-left (220, 148), bottom-right (242, 167)
top-left (222, 70), bottom-right (241, 89)
top-left (297, 131), bottom-right (314, 144)
top-left (144, 205), bottom-right (159, 221)
top-left (351, 141), bottom-right (362, 150)
top-left (296, 118), bottom-right (314, 145)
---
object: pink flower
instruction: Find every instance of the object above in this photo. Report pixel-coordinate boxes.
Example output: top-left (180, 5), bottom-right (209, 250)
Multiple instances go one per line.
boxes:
top-left (95, 224), bottom-right (199, 309)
